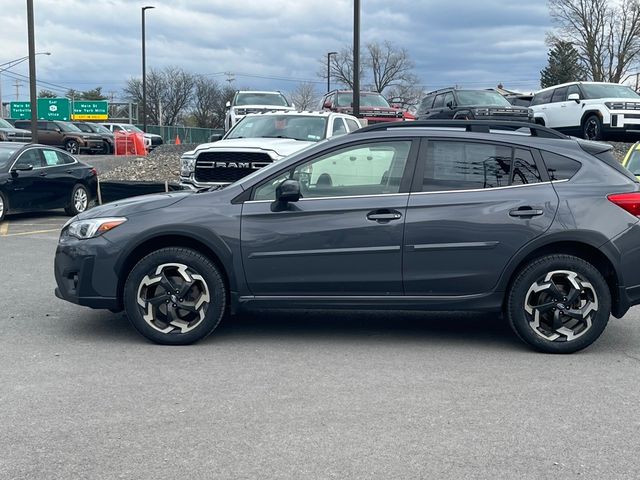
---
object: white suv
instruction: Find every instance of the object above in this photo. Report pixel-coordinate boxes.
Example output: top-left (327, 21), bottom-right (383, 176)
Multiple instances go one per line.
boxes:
top-left (180, 111), bottom-right (361, 189)
top-left (530, 81), bottom-right (640, 140)
top-left (224, 91), bottom-right (295, 131)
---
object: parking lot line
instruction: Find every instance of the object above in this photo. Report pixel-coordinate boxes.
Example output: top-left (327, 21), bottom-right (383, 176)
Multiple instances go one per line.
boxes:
top-left (3, 228), bottom-right (60, 237)
top-left (0, 222), bottom-right (9, 237)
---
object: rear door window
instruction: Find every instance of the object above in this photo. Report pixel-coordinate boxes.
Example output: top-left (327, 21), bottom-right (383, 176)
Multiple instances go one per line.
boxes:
top-left (531, 89), bottom-right (554, 106)
top-left (433, 94), bottom-right (445, 108)
top-left (551, 86), bottom-right (568, 103)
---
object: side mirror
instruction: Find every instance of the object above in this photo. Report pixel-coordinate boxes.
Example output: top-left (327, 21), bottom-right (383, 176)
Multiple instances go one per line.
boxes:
top-left (291, 103), bottom-right (296, 109)
top-left (323, 101), bottom-right (332, 109)
top-left (225, 101), bottom-right (231, 109)
top-left (11, 164), bottom-right (34, 173)
top-left (209, 133), bottom-right (223, 142)
top-left (446, 101), bottom-right (455, 109)
top-left (568, 93), bottom-right (580, 103)
top-left (271, 179), bottom-right (300, 211)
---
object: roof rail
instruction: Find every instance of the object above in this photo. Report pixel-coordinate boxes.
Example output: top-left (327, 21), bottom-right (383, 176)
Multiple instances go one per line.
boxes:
top-left (354, 120), bottom-right (568, 139)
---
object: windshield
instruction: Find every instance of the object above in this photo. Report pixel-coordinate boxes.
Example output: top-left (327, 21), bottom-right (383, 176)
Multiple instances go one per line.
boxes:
top-left (626, 150), bottom-right (640, 176)
top-left (336, 93), bottom-right (391, 108)
top-left (0, 145), bottom-right (18, 169)
top-left (226, 115), bottom-right (327, 142)
top-left (456, 91), bottom-right (511, 106)
top-left (581, 83), bottom-right (640, 99)
top-left (73, 123), bottom-right (93, 133)
top-left (0, 118), bottom-right (15, 129)
top-left (235, 92), bottom-right (289, 107)
top-left (58, 122), bottom-right (82, 132)
top-left (93, 124), bottom-right (112, 134)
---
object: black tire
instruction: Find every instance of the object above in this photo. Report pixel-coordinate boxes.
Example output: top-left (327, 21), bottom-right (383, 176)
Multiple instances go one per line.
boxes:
top-left (65, 139), bottom-right (80, 154)
top-left (0, 191), bottom-right (7, 222)
top-left (102, 141), bottom-right (112, 155)
top-left (582, 114), bottom-right (603, 141)
top-left (507, 254), bottom-right (611, 354)
top-left (64, 183), bottom-right (90, 216)
top-left (123, 247), bottom-right (227, 345)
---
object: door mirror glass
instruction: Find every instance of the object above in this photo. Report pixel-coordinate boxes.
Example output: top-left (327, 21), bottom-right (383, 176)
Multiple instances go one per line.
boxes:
top-left (568, 93), bottom-right (580, 102)
top-left (275, 179), bottom-right (301, 203)
top-left (209, 133), bottom-right (223, 142)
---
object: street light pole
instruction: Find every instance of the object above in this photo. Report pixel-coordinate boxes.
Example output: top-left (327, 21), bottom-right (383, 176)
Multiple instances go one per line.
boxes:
top-left (141, 5), bottom-right (155, 131)
top-left (353, 0), bottom-right (360, 118)
top-left (0, 52), bottom-right (51, 119)
top-left (327, 51), bottom-right (337, 93)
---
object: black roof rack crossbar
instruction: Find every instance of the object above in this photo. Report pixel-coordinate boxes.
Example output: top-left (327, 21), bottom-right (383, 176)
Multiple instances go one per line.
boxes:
top-left (354, 120), bottom-right (568, 139)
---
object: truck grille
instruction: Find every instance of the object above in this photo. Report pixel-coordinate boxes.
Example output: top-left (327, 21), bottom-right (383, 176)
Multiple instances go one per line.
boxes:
top-left (195, 151), bottom-right (273, 183)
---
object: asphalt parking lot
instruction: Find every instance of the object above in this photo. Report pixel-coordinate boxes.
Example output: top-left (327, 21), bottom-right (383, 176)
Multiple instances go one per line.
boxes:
top-left (2, 211), bottom-right (640, 479)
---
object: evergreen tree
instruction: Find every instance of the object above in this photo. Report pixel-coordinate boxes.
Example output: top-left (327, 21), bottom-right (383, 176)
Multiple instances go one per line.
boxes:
top-left (540, 41), bottom-right (586, 88)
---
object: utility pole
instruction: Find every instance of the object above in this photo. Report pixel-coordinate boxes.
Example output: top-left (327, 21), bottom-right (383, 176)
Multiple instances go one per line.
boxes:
top-left (142, 5), bottom-right (155, 131)
top-left (353, 0), bottom-right (360, 118)
top-left (14, 80), bottom-right (22, 100)
top-left (27, 0), bottom-right (38, 142)
top-left (225, 72), bottom-right (235, 85)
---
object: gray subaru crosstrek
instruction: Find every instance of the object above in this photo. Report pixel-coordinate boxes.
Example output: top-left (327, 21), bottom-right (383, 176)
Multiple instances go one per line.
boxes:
top-left (54, 121), bottom-right (640, 353)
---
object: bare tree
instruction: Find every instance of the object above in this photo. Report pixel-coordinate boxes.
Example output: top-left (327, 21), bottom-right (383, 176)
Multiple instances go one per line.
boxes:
top-left (549, 0), bottom-right (640, 82)
top-left (289, 82), bottom-right (319, 110)
top-left (385, 79), bottom-right (424, 108)
top-left (366, 41), bottom-right (415, 93)
top-left (191, 76), bottom-right (222, 128)
top-left (321, 41), bottom-right (418, 93)
top-left (124, 66), bottom-right (196, 125)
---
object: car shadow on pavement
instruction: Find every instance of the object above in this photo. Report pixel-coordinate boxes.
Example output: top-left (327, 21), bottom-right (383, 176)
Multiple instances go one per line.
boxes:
top-left (67, 308), bottom-right (521, 350)
top-left (212, 309), bottom-right (522, 350)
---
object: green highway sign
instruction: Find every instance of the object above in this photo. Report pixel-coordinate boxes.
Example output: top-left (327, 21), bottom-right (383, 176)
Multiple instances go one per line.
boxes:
top-left (10, 102), bottom-right (31, 119)
top-left (72, 100), bottom-right (108, 120)
top-left (37, 98), bottom-right (70, 121)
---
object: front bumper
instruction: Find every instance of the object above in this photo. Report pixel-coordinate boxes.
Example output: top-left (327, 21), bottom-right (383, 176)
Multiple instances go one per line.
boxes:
top-left (54, 232), bottom-right (121, 310)
top-left (179, 174), bottom-right (231, 190)
top-left (80, 139), bottom-right (104, 152)
top-left (606, 111), bottom-right (640, 132)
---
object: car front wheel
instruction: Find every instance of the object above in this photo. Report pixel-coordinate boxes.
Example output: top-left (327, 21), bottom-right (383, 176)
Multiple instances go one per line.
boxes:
top-left (507, 255), bottom-right (611, 354)
top-left (123, 248), bottom-right (227, 345)
top-left (583, 114), bottom-right (603, 141)
top-left (65, 139), bottom-right (80, 154)
top-left (0, 191), bottom-right (7, 222)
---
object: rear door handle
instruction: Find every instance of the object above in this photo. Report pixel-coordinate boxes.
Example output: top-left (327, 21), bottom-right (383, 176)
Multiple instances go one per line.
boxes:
top-left (367, 209), bottom-right (403, 222)
top-left (509, 207), bottom-right (543, 217)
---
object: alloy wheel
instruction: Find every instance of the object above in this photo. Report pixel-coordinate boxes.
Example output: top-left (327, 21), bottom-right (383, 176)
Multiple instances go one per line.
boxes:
top-left (524, 270), bottom-right (598, 342)
top-left (136, 263), bottom-right (210, 334)
top-left (66, 140), bottom-right (79, 154)
top-left (74, 187), bottom-right (88, 212)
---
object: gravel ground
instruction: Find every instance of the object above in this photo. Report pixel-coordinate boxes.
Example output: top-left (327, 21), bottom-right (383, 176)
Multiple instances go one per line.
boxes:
top-left (85, 144), bottom-right (198, 182)
top-left (81, 140), bottom-right (636, 183)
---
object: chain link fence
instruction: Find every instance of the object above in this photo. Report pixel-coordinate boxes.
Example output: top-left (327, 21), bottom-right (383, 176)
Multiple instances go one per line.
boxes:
top-left (135, 125), bottom-right (223, 144)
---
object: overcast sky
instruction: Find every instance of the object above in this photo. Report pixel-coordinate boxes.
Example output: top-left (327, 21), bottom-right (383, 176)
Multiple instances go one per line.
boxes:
top-left (1, 0), bottom-right (552, 103)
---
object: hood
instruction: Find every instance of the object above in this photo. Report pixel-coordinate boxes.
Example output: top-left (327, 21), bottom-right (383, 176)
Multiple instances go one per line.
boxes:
top-left (79, 191), bottom-right (191, 219)
top-left (0, 127), bottom-right (31, 135)
top-left (144, 133), bottom-right (163, 139)
top-left (189, 137), bottom-right (314, 157)
top-left (233, 105), bottom-right (296, 112)
top-left (464, 104), bottom-right (530, 111)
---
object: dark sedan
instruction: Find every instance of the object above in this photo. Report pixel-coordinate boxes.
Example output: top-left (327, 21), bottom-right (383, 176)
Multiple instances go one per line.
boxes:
top-left (73, 122), bottom-right (114, 154)
top-left (0, 143), bottom-right (97, 221)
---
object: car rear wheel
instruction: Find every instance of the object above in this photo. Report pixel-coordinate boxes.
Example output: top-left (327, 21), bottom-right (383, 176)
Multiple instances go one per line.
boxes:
top-left (65, 139), bottom-right (80, 154)
top-left (65, 184), bottom-right (89, 216)
top-left (507, 255), bottom-right (611, 354)
top-left (583, 114), bottom-right (603, 141)
top-left (0, 192), bottom-right (7, 222)
top-left (123, 248), bottom-right (227, 345)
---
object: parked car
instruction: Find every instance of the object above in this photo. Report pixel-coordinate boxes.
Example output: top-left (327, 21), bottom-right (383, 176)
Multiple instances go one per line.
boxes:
top-left (505, 93), bottom-right (534, 107)
top-left (0, 142), bottom-right (97, 221)
top-left (180, 111), bottom-right (361, 189)
top-left (13, 120), bottom-right (103, 154)
top-left (224, 91), bottom-right (295, 131)
top-left (416, 88), bottom-right (533, 122)
top-left (72, 122), bottom-right (114, 154)
top-left (0, 118), bottom-right (31, 143)
top-left (622, 142), bottom-right (640, 179)
top-left (55, 119), bottom-right (640, 353)
top-left (319, 90), bottom-right (404, 124)
top-left (530, 81), bottom-right (640, 140)
top-left (100, 123), bottom-right (162, 151)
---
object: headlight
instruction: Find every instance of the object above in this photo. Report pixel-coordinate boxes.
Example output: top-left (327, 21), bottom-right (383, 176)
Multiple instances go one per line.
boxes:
top-left (0, 132), bottom-right (7, 141)
top-left (180, 155), bottom-right (196, 176)
top-left (473, 108), bottom-right (490, 116)
top-left (66, 217), bottom-right (127, 239)
top-left (605, 102), bottom-right (624, 110)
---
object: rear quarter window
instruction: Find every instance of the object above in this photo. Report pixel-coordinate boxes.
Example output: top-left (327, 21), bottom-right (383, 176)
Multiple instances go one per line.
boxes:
top-left (540, 151), bottom-right (581, 180)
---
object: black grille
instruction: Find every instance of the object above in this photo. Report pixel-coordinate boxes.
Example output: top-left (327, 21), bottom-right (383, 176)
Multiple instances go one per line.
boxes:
top-left (195, 151), bottom-right (273, 183)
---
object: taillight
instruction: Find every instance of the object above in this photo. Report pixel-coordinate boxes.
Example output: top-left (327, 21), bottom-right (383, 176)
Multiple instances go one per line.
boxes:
top-left (608, 192), bottom-right (640, 217)
top-left (90, 168), bottom-right (97, 177)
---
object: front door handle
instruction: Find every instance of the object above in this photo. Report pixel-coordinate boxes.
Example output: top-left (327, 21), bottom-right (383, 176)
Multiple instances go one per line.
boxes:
top-left (367, 209), bottom-right (403, 222)
top-left (509, 206), bottom-right (543, 217)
